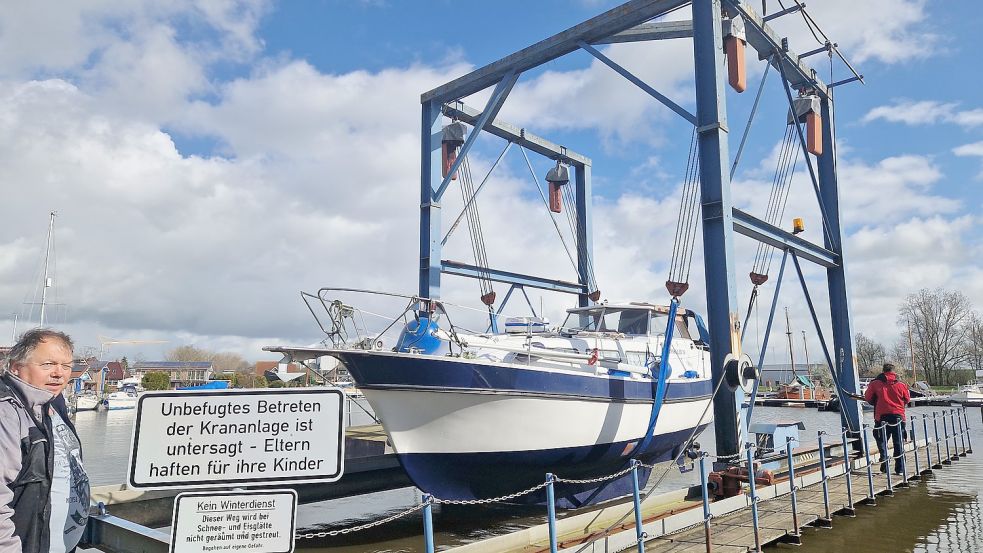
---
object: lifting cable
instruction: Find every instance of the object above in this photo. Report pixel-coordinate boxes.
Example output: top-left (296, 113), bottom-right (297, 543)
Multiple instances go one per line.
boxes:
top-left (456, 154), bottom-right (496, 306)
top-left (666, 128), bottom-right (702, 299)
top-left (558, 180), bottom-right (600, 299)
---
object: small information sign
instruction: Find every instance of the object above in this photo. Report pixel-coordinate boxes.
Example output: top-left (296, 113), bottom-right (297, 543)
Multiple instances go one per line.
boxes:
top-left (128, 388), bottom-right (344, 489)
top-left (170, 489), bottom-right (297, 553)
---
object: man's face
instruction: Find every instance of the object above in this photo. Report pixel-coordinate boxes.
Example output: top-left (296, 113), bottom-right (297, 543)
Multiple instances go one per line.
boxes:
top-left (10, 338), bottom-right (74, 395)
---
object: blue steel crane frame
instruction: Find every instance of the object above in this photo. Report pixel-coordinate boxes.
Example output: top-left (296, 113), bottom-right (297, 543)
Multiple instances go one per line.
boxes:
top-left (417, 0), bottom-right (862, 458)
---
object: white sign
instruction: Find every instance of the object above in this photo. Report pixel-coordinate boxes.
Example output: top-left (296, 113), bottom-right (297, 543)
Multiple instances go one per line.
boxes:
top-left (128, 388), bottom-right (344, 489)
top-left (170, 490), bottom-right (297, 553)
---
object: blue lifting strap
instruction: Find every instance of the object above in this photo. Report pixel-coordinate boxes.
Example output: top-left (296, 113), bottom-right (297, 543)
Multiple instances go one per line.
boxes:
top-left (634, 298), bottom-right (679, 459)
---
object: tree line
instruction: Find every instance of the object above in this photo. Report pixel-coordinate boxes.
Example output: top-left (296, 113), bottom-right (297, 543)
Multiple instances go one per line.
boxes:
top-left (854, 287), bottom-right (983, 386)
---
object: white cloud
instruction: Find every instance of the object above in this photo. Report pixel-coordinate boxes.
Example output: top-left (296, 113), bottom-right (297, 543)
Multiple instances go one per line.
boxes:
top-left (863, 100), bottom-right (983, 128)
top-left (953, 141), bottom-right (983, 158)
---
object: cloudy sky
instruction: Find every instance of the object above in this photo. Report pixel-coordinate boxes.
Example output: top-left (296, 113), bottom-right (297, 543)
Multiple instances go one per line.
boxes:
top-left (1, 0), bottom-right (980, 364)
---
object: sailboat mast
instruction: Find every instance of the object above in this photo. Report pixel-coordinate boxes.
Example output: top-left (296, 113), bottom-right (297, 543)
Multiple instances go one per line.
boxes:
top-left (39, 211), bottom-right (56, 328)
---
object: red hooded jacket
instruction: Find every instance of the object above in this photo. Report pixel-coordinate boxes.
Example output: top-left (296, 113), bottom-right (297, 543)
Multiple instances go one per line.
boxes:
top-left (863, 371), bottom-right (910, 421)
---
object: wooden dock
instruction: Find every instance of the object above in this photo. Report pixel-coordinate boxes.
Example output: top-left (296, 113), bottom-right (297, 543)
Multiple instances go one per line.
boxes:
top-left (448, 433), bottom-right (971, 553)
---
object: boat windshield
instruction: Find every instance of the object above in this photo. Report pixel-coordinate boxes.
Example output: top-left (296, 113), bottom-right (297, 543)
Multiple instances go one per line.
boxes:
top-left (561, 308), bottom-right (661, 335)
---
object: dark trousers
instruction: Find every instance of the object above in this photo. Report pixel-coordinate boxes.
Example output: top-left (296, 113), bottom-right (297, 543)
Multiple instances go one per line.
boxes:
top-left (873, 414), bottom-right (906, 473)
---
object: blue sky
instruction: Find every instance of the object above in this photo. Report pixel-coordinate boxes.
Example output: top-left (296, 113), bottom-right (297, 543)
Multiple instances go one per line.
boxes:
top-left (0, 0), bottom-right (980, 363)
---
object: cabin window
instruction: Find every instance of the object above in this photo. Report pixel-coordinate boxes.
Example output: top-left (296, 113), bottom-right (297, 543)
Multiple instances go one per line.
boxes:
top-left (674, 318), bottom-right (692, 340)
top-left (562, 308), bottom-right (650, 335)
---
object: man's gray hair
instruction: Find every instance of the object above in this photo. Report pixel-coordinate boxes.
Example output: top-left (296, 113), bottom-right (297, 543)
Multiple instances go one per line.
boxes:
top-left (3, 328), bottom-right (75, 372)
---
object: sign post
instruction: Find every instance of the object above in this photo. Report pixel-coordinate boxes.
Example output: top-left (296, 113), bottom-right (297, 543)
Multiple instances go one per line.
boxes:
top-left (128, 388), bottom-right (345, 489)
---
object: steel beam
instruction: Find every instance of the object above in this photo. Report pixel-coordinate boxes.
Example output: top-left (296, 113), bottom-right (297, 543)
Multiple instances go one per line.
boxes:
top-left (575, 163), bottom-right (594, 306)
top-left (593, 20), bottom-right (693, 43)
top-left (731, 208), bottom-right (839, 267)
top-left (722, 0), bottom-right (828, 97)
top-left (419, 100), bottom-right (443, 299)
top-left (817, 95), bottom-right (862, 433)
top-left (441, 260), bottom-right (586, 295)
top-left (83, 514), bottom-right (170, 553)
top-left (421, 0), bottom-right (690, 104)
top-left (442, 101), bottom-right (591, 167)
top-left (693, 0), bottom-right (746, 459)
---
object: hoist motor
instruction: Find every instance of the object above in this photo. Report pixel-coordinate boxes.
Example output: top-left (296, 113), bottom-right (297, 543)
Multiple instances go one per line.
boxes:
top-left (788, 94), bottom-right (823, 156)
top-left (442, 122), bottom-right (467, 180)
top-left (545, 162), bottom-right (569, 213)
top-left (724, 16), bottom-right (747, 93)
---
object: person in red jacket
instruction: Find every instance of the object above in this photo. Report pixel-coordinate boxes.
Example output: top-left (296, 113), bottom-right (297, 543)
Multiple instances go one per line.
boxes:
top-left (863, 363), bottom-right (910, 474)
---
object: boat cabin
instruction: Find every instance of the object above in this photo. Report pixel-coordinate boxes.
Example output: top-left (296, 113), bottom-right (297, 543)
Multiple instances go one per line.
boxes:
top-left (560, 303), bottom-right (706, 342)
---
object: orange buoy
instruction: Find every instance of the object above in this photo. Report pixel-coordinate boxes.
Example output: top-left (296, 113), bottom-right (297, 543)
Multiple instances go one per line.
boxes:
top-left (726, 35), bottom-right (747, 93)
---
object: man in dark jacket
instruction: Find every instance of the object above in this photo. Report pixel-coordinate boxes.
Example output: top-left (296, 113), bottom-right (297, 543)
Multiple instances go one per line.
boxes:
top-left (863, 363), bottom-right (911, 474)
top-left (1, 329), bottom-right (89, 553)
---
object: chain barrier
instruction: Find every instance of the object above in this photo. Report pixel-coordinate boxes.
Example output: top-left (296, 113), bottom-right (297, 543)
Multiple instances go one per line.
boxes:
top-left (296, 501), bottom-right (430, 539)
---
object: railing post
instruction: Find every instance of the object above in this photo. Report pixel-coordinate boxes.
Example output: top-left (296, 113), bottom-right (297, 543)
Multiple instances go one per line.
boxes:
top-left (924, 414), bottom-right (936, 471)
top-left (785, 437), bottom-right (802, 542)
top-left (882, 420), bottom-right (894, 495)
top-left (942, 411), bottom-right (953, 464)
top-left (956, 408), bottom-right (968, 456)
top-left (746, 443), bottom-right (762, 552)
top-left (861, 424), bottom-right (876, 505)
top-left (932, 412), bottom-right (944, 468)
top-left (909, 415), bottom-right (921, 481)
top-left (963, 407), bottom-right (974, 454)
top-left (699, 454), bottom-right (712, 553)
top-left (546, 473), bottom-right (558, 553)
top-left (816, 432), bottom-right (832, 527)
top-left (422, 494), bottom-right (435, 553)
top-left (630, 460), bottom-right (646, 553)
top-left (898, 421), bottom-right (910, 487)
top-left (840, 428), bottom-right (856, 516)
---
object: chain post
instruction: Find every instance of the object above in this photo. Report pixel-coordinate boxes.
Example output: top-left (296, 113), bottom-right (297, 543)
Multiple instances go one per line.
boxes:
top-left (956, 408), bottom-right (968, 456)
top-left (860, 424), bottom-right (876, 505)
top-left (785, 437), bottom-right (801, 542)
top-left (840, 428), bottom-right (855, 515)
top-left (698, 453), bottom-right (712, 553)
top-left (942, 410), bottom-right (953, 464)
top-left (898, 421), bottom-right (909, 487)
top-left (924, 414), bottom-right (937, 470)
top-left (909, 416), bottom-right (921, 480)
top-left (932, 412), bottom-right (944, 468)
top-left (963, 407), bottom-right (974, 453)
top-left (546, 473), bottom-right (558, 553)
top-left (745, 443), bottom-right (762, 552)
top-left (817, 432), bottom-right (832, 526)
top-left (629, 460), bottom-right (646, 553)
top-left (881, 421), bottom-right (894, 494)
top-left (422, 494), bottom-right (435, 553)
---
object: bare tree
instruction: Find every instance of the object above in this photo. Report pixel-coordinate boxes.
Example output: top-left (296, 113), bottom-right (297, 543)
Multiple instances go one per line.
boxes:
top-left (212, 352), bottom-right (250, 373)
top-left (854, 333), bottom-right (886, 377)
top-left (964, 312), bottom-right (983, 376)
top-left (898, 288), bottom-right (972, 386)
top-left (166, 345), bottom-right (214, 362)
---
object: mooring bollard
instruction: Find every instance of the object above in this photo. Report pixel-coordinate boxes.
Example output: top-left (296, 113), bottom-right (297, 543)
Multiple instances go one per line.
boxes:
top-left (745, 443), bottom-right (762, 552)
top-left (963, 407), bottom-right (974, 453)
top-left (942, 411), bottom-right (953, 464)
top-left (861, 424), bottom-right (876, 504)
top-left (422, 494), bottom-right (435, 553)
top-left (932, 412), bottom-right (944, 468)
top-left (910, 416), bottom-right (922, 480)
top-left (698, 454), bottom-right (712, 553)
top-left (546, 473), bottom-right (558, 553)
top-left (817, 432), bottom-right (832, 526)
top-left (785, 437), bottom-right (801, 541)
top-left (840, 428), bottom-right (856, 515)
top-left (630, 460), bottom-right (646, 553)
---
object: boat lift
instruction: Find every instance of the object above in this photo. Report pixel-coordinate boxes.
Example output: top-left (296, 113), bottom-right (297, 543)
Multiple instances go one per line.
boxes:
top-left (417, 0), bottom-right (865, 461)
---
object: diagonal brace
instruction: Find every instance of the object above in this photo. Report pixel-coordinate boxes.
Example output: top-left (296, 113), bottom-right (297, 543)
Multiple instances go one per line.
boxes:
top-left (434, 70), bottom-right (519, 201)
top-left (578, 41), bottom-right (697, 126)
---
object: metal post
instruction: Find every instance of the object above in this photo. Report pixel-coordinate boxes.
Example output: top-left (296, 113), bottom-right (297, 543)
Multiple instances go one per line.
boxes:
top-left (785, 437), bottom-right (801, 542)
top-left (860, 424), bottom-right (876, 505)
top-left (419, 100), bottom-right (443, 300)
top-left (574, 164), bottom-right (594, 307)
top-left (924, 414), bottom-right (935, 471)
top-left (957, 408), bottom-right (968, 456)
top-left (963, 407), bottom-right (974, 453)
top-left (909, 415), bottom-right (921, 480)
top-left (745, 444), bottom-right (762, 552)
top-left (898, 422), bottom-right (909, 487)
top-left (840, 428), bottom-right (855, 515)
top-left (630, 460), bottom-right (646, 553)
top-left (422, 494), bottom-right (435, 553)
top-left (699, 454), bottom-right (712, 553)
top-left (693, 0), bottom-right (746, 458)
top-left (817, 432), bottom-right (832, 527)
top-left (546, 473), bottom-right (558, 553)
top-left (932, 413), bottom-right (944, 468)
top-left (881, 421), bottom-right (894, 494)
top-left (942, 411), bottom-right (953, 464)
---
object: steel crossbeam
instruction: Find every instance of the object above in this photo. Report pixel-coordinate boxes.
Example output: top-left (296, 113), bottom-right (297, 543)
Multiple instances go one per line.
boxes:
top-left (731, 208), bottom-right (839, 267)
top-left (441, 260), bottom-right (586, 295)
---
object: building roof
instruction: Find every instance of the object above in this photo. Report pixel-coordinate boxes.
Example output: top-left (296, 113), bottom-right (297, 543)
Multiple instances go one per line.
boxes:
top-left (132, 361), bottom-right (213, 369)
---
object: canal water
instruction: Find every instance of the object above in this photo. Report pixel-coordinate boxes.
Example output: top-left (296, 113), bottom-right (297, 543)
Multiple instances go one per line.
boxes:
top-left (75, 403), bottom-right (982, 552)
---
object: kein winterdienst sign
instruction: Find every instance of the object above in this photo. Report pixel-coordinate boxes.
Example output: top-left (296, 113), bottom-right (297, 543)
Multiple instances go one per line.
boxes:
top-left (170, 489), bottom-right (297, 553)
top-left (128, 388), bottom-right (344, 489)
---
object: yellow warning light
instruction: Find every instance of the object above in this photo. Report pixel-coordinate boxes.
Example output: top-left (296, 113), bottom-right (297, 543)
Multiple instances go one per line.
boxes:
top-left (792, 217), bottom-right (805, 234)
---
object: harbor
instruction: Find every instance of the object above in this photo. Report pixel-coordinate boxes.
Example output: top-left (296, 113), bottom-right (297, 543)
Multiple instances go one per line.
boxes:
top-left (2, 1), bottom-right (983, 553)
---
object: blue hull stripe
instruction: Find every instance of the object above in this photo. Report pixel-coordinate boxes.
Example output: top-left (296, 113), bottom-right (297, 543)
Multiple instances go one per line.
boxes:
top-left (337, 351), bottom-right (712, 402)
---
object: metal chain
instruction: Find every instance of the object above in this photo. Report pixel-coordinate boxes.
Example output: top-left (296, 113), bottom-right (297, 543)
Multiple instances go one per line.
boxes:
top-left (296, 501), bottom-right (429, 539)
top-left (554, 465), bottom-right (636, 485)
top-left (433, 481), bottom-right (550, 505)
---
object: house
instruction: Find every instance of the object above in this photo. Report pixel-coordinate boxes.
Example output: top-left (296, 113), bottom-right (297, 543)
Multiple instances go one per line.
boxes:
top-left (130, 361), bottom-right (213, 388)
top-left (255, 360), bottom-right (309, 384)
top-left (84, 359), bottom-right (127, 391)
